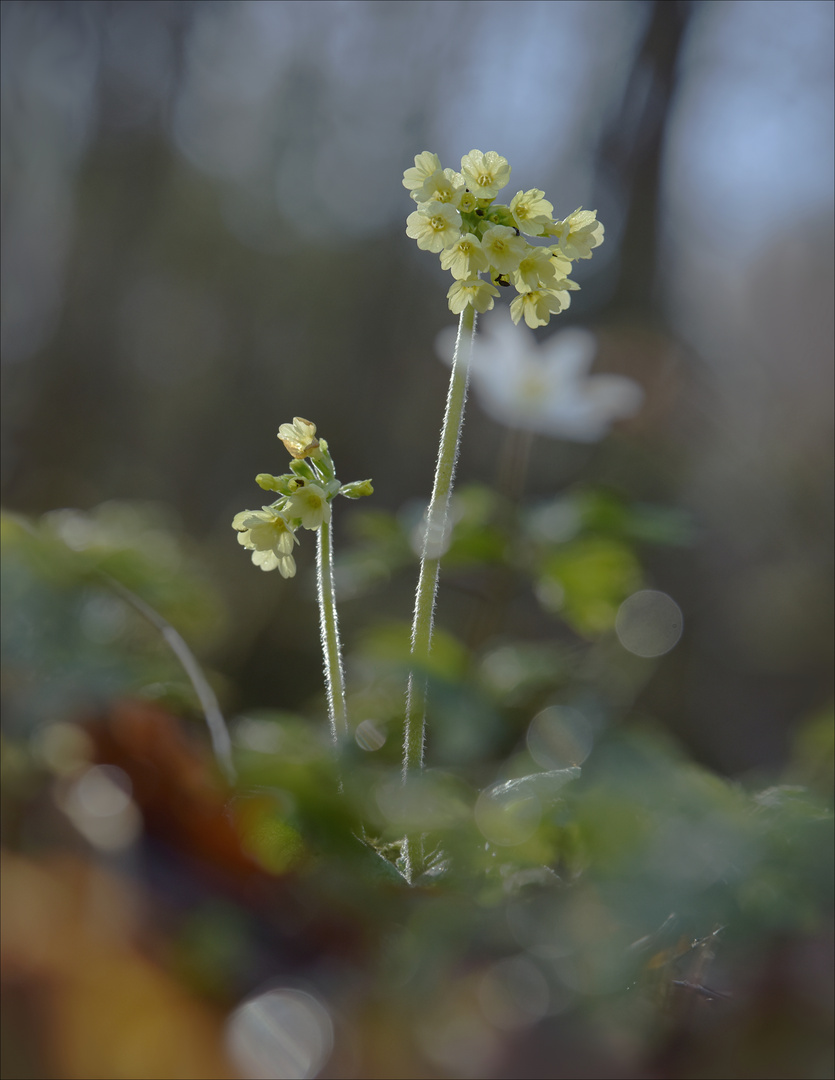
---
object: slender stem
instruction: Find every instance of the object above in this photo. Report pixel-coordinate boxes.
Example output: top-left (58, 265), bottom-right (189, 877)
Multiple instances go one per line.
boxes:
top-left (404, 305), bottom-right (477, 782)
top-left (102, 572), bottom-right (237, 785)
top-left (317, 515), bottom-right (348, 747)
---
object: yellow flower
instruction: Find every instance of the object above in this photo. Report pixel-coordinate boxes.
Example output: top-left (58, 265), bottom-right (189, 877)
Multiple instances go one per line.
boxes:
top-left (284, 483), bottom-right (332, 530)
top-left (547, 208), bottom-right (605, 260)
top-left (232, 506), bottom-right (298, 576)
top-left (549, 248), bottom-right (573, 278)
top-left (440, 233), bottom-right (489, 280)
top-left (278, 417), bottom-right (319, 459)
top-left (481, 225), bottom-right (527, 275)
top-left (406, 201), bottom-right (462, 252)
top-left (402, 151), bottom-right (442, 194)
top-left (510, 287), bottom-right (565, 329)
top-left (447, 278), bottom-right (501, 315)
top-left (509, 189), bottom-right (554, 236)
top-left (512, 245), bottom-right (559, 291)
top-left (460, 150), bottom-right (511, 200)
top-left (412, 168), bottom-right (466, 207)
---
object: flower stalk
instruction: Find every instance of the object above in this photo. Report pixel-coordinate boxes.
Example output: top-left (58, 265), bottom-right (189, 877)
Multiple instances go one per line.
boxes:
top-left (400, 148), bottom-right (606, 879)
top-left (317, 515), bottom-right (347, 747)
top-left (404, 304), bottom-right (476, 781)
top-left (232, 417), bottom-right (372, 753)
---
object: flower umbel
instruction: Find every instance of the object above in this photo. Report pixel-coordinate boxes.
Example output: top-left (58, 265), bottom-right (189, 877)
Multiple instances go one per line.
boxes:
top-left (233, 420), bottom-right (372, 575)
top-left (403, 150), bottom-right (604, 326)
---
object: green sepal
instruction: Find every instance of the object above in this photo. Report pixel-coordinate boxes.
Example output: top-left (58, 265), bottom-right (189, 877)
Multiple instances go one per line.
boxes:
top-left (290, 459), bottom-right (317, 481)
top-left (484, 204), bottom-right (515, 229)
top-left (311, 438), bottom-right (335, 480)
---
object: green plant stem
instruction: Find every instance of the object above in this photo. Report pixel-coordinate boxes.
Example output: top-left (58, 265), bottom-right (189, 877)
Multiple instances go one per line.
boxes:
top-left (404, 304), bottom-right (476, 773)
top-left (317, 515), bottom-right (348, 747)
top-left (401, 305), bottom-right (476, 881)
top-left (102, 572), bottom-right (237, 785)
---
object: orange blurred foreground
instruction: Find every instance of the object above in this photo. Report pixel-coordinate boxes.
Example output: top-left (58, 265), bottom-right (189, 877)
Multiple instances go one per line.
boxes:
top-left (0, 849), bottom-right (236, 1080)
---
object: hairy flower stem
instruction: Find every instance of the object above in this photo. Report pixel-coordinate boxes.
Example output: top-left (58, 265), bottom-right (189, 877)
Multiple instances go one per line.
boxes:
top-left (404, 306), bottom-right (477, 772)
top-left (317, 516), bottom-right (348, 749)
top-left (401, 306), bottom-right (476, 877)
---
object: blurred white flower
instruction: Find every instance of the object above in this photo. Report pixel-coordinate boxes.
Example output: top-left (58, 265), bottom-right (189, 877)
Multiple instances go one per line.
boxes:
top-left (436, 317), bottom-right (643, 442)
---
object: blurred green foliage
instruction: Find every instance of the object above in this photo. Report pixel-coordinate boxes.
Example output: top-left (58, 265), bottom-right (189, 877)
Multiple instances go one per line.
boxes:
top-left (1, 477), bottom-right (832, 1078)
top-left (1, 505), bottom-right (227, 735)
top-left (1, 256), bottom-right (832, 1068)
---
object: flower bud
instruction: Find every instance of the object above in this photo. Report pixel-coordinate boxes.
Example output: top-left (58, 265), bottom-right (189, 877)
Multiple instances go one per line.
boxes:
top-left (340, 479), bottom-right (374, 499)
top-left (256, 473), bottom-right (298, 494)
top-left (278, 417), bottom-right (319, 459)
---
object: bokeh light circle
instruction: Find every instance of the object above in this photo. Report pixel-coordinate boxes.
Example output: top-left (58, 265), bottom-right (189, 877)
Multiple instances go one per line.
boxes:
top-left (477, 954), bottom-right (550, 1030)
top-left (474, 784), bottom-right (541, 847)
top-left (354, 719), bottom-right (386, 751)
top-left (526, 706), bottom-right (593, 770)
top-left (225, 987), bottom-right (333, 1080)
top-left (615, 590), bottom-right (683, 657)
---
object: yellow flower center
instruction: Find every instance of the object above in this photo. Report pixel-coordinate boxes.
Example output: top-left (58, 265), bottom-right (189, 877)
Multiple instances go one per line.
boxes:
top-left (519, 371), bottom-right (547, 403)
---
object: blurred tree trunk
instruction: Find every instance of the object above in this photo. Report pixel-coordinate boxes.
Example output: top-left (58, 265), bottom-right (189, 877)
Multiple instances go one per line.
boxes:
top-left (597, 0), bottom-right (694, 318)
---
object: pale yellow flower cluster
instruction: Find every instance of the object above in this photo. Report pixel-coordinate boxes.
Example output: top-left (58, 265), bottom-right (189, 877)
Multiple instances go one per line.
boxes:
top-left (232, 418), bottom-right (372, 576)
top-left (404, 150), bottom-right (604, 328)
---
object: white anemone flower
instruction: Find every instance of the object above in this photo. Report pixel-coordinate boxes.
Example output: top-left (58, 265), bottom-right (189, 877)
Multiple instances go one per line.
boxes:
top-left (436, 317), bottom-right (643, 443)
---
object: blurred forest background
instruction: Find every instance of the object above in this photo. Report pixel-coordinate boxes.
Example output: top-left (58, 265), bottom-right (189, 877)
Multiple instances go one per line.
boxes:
top-left (1, 2), bottom-right (833, 1079)
top-left (2, 0), bottom-right (832, 771)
